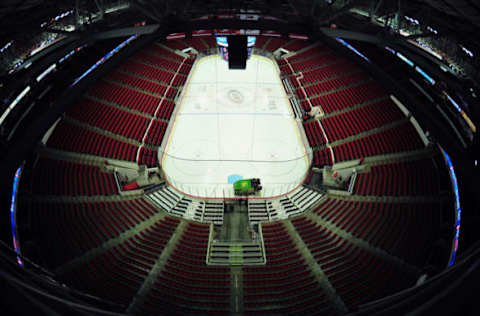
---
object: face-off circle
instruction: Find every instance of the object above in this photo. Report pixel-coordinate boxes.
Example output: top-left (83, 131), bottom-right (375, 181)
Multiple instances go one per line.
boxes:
top-left (227, 89), bottom-right (244, 104)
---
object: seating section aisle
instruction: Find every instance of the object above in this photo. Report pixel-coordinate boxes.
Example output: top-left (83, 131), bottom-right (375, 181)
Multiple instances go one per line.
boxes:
top-left (141, 222), bottom-right (231, 315)
top-left (242, 222), bottom-right (334, 315)
top-left (310, 198), bottom-right (441, 267)
top-left (291, 215), bottom-right (418, 308)
top-left (353, 159), bottom-right (440, 196)
top-left (58, 216), bottom-right (180, 307)
top-left (332, 122), bottom-right (424, 162)
top-left (22, 198), bottom-right (159, 267)
top-left (31, 158), bottom-right (117, 196)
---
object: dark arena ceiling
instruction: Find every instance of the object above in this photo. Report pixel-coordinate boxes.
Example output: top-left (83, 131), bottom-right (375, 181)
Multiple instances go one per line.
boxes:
top-left (1, 0), bottom-right (480, 31)
top-left (1, 0), bottom-right (480, 54)
top-left (0, 1), bottom-right (480, 316)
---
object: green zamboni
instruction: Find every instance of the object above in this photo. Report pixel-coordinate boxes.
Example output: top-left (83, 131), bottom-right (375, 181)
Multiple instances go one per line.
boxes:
top-left (233, 178), bottom-right (262, 196)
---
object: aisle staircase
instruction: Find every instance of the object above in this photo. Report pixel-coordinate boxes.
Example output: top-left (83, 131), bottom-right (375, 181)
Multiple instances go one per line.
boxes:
top-left (145, 186), bottom-right (184, 215)
top-left (207, 241), bottom-right (265, 266)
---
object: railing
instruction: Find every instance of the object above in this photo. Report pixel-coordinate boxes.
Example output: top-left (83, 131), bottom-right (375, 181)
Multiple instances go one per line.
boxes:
top-left (282, 77), bottom-right (305, 119)
top-left (159, 150), bottom-right (313, 199)
top-left (347, 170), bottom-right (357, 193)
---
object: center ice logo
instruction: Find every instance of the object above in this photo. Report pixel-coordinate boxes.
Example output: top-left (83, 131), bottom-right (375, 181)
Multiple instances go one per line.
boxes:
top-left (227, 89), bottom-right (244, 104)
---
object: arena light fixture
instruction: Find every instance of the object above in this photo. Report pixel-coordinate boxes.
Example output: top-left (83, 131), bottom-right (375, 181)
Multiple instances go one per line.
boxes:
top-left (0, 86), bottom-right (31, 126)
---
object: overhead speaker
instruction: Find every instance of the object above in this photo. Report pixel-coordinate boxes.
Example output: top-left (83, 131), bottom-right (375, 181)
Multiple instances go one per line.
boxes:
top-left (227, 36), bottom-right (247, 69)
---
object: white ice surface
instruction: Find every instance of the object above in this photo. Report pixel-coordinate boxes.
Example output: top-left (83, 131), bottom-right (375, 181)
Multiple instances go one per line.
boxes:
top-left (161, 55), bottom-right (309, 198)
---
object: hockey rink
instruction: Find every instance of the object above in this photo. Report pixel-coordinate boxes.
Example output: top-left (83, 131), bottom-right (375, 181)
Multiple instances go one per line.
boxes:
top-left (161, 55), bottom-right (309, 198)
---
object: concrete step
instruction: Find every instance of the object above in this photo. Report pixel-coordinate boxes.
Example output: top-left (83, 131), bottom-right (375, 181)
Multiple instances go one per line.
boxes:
top-left (207, 242), bottom-right (265, 266)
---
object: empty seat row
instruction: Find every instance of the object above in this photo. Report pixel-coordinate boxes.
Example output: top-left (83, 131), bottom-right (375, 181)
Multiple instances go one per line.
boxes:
top-left (143, 222), bottom-right (231, 314)
top-left (301, 72), bottom-right (369, 98)
top-left (155, 99), bottom-right (176, 120)
top-left (311, 198), bottom-right (441, 266)
top-left (264, 38), bottom-right (288, 52)
top-left (290, 216), bottom-right (418, 308)
top-left (144, 119), bottom-right (169, 147)
top-left (47, 120), bottom-right (159, 167)
top-left (300, 98), bottom-right (312, 112)
top-left (134, 51), bottom-right (182, 73)
top-left (164, 39), bottom-right (190, 51)
top-left (31, 158), bottom-right (117, 196)
top-left (47, 121), bottom-right (139, 163)
top-left (105, 70), bottom-right (171, 97)
top-left (320, 98), bottom-right (405, 142)
top-left (22, 198), bottom-right (159, 266)
top-left (313, 148), bottom-right (333, 167)
top-left (88, 81), bottom-right (161, 116)
top-left (280, 40), bottom-right (311, 53)
top-left (58, 216), bottom-right (180, 306)
top-left (309, 81), bottom-right (387, 114)
top-left (304, 170), bottom-right (314, 185)
top-left (303, 120), bottom-right (326, 147)
top-left (119, 59), bottom-right (175, 85)
top-left (332, 122), bottom-right (424, 162)
top-left (254, 36), bottom-right (268, 50)
top-left (287, 52), bottom-right (339, 74)
top-left (138, 146), bottom-right (159, 167)
top-left (353, 159), bottom-right (440, 196)
top-left (183, 37), bottom-right (209, 51)
top-left (299, 60), bottom-right (357, 85)
top-left (202, 36), bottom-right (217, 49)
top-left (286, 59), bottom-right (355, 91)
top-left (242, 222), bottom-right (332, 314)
top-left (284, 44), bottom-right (331, 64)
top-left (67, 97), bottom-right (149, 142)
top-left (147, 44), bottom-right (186, 62)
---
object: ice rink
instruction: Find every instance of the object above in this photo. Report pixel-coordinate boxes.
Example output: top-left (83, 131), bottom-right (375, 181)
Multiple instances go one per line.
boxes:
top-left (160, 55), bottom-right (309, 198)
